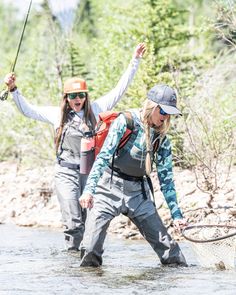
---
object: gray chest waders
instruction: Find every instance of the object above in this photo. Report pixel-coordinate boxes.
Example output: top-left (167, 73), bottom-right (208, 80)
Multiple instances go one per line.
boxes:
top-left (108, 126), bottom-right (164, 205)
top-left (57, 118), bottom-right (83, 169)
top-left (106, 166), bottom-right (154, 202)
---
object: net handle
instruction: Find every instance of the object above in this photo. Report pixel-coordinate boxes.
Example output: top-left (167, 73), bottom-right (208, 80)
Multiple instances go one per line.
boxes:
top-left (182, 224), bottom-right (236, 243)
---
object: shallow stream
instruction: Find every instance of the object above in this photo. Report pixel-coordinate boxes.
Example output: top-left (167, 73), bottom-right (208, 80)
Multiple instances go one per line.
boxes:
top-left (0, 224), bottom-right (235, 294)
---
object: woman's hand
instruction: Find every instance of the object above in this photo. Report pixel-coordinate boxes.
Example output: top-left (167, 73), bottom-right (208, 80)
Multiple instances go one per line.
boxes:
top-left (4, 72), bottom-right (16, 91)
top-left (134, 43), bottom-right (146, 58)
top-left (173, 218), bottom-right (188, 232)
top-left (79, 193), bottom-right (94, 209)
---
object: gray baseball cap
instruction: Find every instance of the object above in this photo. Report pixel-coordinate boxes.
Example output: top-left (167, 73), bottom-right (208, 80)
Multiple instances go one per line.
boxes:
top-left (147, 84), bottom-right (182, 115)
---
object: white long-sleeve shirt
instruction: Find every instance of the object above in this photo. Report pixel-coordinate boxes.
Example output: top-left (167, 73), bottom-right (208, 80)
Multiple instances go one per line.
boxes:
top-left (11, 57), bottom-right (141, 129)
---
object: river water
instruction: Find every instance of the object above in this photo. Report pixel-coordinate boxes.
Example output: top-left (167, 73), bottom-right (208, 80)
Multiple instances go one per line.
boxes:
top-left (0, 224), bottom-right (235, 295)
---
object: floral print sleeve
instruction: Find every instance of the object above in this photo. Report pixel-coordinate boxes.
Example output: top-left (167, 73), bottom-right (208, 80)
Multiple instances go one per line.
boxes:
top-left (83, 114), bottom-right (127, 195)
top-left (156, 136), bottom-right (183, 220)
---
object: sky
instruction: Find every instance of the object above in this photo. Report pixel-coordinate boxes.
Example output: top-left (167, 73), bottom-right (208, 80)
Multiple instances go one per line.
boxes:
top-left (48, 0), bottom-right (80, 32)
top-left (2, 0), bottom-right (79, 13)
top-left (2, 0), bottom-right (43, 16)
top-left (2, 0), bottom-right (80, 31)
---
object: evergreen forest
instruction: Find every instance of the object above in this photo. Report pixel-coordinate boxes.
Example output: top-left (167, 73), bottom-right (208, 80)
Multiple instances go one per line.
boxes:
top-left (0, 0), bottom-right (235, 196)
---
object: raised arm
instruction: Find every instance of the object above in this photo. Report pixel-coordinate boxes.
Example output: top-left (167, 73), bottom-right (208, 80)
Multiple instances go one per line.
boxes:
top-left (4, 72), bottom-right (60, 127)
top-left (92, 43), bottom-right (146, 114)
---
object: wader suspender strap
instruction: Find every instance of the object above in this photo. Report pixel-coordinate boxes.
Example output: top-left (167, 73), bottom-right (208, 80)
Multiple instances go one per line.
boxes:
top-left (110, 111), bottom-right (134, 185)
top-left (148, 134), bottom-right (166, 206)
top-left (56, 125), bottom-right (68, 162)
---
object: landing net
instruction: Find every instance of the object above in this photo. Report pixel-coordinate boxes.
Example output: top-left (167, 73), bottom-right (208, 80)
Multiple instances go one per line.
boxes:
top-left (182, 224), bottom-right (236, 269)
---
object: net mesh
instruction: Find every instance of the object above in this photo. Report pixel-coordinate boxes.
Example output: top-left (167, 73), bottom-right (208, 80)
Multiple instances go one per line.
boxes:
top-left (183, 225), bottom-right (236, 269)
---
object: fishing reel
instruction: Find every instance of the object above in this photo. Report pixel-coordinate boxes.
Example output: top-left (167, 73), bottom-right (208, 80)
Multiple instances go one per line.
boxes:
top-left (0, 89), bottom-right (9, 101)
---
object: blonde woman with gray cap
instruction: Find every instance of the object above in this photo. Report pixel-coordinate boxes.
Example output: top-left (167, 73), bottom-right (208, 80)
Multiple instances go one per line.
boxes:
top-left (4, 43), bottom-right (146, 251)
top-left (79, 84), bottom-right (188, 267)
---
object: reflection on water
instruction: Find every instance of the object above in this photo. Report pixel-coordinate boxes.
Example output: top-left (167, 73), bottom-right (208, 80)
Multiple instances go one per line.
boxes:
top-left (0, 224), bottom-right (235, 295)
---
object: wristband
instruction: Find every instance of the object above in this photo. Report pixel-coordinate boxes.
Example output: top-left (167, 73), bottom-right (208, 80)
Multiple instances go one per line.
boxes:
top-left (10, 86), bottom-right (17, 92)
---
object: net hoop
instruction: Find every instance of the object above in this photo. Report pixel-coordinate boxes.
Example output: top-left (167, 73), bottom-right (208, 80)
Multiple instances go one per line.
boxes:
top-left (182, 224), bottom-right (236, 243)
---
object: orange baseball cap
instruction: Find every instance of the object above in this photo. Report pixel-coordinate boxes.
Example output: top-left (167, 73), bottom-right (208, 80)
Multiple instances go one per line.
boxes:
top-left (63, 77), bottom-right (88, 94)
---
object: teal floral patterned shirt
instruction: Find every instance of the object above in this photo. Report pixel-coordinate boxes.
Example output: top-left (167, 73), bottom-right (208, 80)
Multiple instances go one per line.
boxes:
top-left (83, 111), bottom-right (183, 220)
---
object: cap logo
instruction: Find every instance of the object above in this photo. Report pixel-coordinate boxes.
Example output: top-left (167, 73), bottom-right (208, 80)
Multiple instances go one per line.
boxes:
top-left (170, 93), bottom-right (176, 102)
top-left (72, 83), bottom-right (81, 89)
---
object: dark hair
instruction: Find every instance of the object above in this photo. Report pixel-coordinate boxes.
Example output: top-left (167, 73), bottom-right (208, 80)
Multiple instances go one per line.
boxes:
top-left (55, 93), bottom-right (97, 152)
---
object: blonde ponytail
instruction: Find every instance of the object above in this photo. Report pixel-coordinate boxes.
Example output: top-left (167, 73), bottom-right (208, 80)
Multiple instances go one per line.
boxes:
top-left (141, 100), bottom-right (171, 175)
top-left (142, 100), bottom-right (153, 176)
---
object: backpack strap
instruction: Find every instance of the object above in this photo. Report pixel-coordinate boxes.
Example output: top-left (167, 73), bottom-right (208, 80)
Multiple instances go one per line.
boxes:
top-left (110, 111), bottom-right (134, 186)
top-left (117, 111), bottom-right (134, 149)
top-left (123, 111), bottom-right (134, 130)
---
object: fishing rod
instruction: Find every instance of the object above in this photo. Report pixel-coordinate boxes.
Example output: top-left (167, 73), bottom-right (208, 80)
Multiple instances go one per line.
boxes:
top-left (0, 0), bottom-right (33, 101)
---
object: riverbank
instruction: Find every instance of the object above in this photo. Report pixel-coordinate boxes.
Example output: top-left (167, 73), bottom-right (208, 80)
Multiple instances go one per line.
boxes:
top-left (0, 161), bottom-right (235, 240)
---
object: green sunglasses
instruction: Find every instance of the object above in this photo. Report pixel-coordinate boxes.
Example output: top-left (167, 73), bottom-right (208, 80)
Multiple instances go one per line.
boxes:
top-left (67, 92), bottom-right (87, 100)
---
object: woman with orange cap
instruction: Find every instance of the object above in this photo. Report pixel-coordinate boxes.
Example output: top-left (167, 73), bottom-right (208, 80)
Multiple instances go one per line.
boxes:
top-left (4, 43), bottom-right (146, 251)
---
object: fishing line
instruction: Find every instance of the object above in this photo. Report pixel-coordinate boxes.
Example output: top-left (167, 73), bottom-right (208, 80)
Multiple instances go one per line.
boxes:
top-left (0, 0), bottom-right (33, 101)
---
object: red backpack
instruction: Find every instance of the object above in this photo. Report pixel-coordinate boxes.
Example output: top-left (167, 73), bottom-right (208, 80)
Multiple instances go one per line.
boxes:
top-left (94, 111), bottom-right (154, 198)
top-left (94, 110), bottom-right (134, 157)
top-left (80, 111), bottom-right (134, 175)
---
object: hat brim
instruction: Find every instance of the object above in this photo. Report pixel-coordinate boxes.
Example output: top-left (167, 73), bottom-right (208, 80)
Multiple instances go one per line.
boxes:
top-left (159, 104), bottom-right (182, 116)
top-left (65, 90), bottom-right (88, 94)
